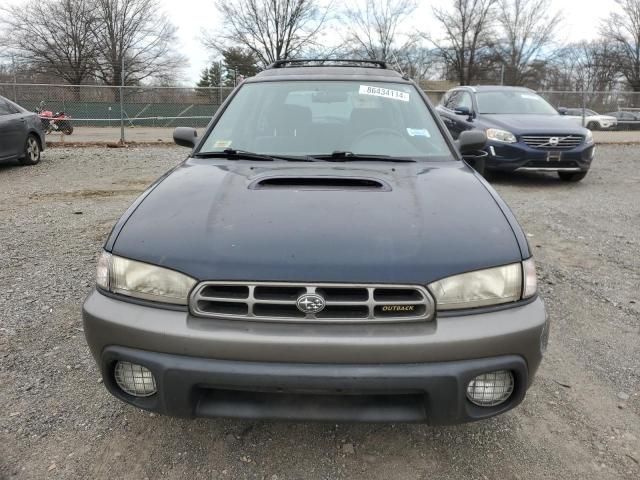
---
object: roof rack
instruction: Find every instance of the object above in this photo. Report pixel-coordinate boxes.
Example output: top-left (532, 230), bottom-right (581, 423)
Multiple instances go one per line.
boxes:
top-left (268, 59), bottom-right (388, 70)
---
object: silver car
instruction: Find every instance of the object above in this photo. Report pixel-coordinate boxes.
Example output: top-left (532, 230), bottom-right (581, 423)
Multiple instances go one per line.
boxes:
top-left (0, 95), bottom-right (45, 165)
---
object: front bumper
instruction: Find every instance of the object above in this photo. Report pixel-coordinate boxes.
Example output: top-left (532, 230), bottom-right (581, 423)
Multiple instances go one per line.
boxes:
top-left (101, 346), bottom-right (529, 424)
top-left (485, 141), bottom-right (595, 173)
top-left (598, 121), bottom-right (616, 130)
top-left (83, 290), bottom-right (548, 424)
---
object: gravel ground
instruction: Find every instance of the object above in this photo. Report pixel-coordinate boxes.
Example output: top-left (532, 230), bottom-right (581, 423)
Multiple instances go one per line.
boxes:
top-left (0, 146), bottom-right (638, 480)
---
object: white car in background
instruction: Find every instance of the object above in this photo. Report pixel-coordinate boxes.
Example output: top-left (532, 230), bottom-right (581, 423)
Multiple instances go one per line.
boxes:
top-left (560, 108), bottom-right (617, 130)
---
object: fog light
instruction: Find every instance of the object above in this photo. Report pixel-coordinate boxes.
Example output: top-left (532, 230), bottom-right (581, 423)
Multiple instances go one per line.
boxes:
top-left (114, 361), bottom-right (157, 397)
top-left (466, 370), bottom-right (514, 407)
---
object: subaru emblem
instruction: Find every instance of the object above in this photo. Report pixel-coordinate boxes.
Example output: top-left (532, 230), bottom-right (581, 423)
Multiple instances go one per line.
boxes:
top-left (296, 293), bottom-right (326, 314)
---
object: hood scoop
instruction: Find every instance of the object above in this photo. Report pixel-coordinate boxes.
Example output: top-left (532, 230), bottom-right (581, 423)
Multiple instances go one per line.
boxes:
top-left (250, 176), bottom-right (391, 191)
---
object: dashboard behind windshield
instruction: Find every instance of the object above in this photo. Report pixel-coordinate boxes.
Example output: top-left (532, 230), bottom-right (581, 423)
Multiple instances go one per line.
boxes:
top-left (199, 81), bottom-right (452, 160)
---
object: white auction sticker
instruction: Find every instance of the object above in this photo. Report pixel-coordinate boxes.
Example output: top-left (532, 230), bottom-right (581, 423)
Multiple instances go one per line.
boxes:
top-left (359, 85), bottom-right (410, 102)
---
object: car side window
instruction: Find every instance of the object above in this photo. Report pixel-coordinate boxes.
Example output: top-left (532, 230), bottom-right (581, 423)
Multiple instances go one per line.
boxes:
top-left (444, 91), bottom-right (460, 110)
top-left (457, 92), bottom-right (473, 110)
top-left (444, 91), bottom-right (472, 111)
top-left (5, 100), bottom-right (21, 114)
top-left (0, 99), bottom-right (13, 116)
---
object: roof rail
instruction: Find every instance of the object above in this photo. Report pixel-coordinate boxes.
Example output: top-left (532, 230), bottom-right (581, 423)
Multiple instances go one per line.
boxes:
top-left (267, 59), bottom-right (388, 69)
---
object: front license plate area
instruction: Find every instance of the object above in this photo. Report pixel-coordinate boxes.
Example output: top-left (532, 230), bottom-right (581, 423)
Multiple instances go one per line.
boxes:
top-left (547, 151), bottom-right (562, 161)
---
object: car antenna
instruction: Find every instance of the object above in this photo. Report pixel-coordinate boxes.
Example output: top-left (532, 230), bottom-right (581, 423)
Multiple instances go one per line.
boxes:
top-left (391, 51), bottom-right (409, 80)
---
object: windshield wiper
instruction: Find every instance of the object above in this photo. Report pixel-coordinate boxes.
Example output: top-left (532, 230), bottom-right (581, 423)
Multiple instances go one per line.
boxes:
top-left (193, 148), bottom-right (316, 162)
top-left (311, 151), bottom-right (416, 163)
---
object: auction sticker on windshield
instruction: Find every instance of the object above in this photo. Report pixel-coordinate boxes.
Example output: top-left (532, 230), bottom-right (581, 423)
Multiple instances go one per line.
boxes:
top-left (359, 85), bottom-right (409, 102)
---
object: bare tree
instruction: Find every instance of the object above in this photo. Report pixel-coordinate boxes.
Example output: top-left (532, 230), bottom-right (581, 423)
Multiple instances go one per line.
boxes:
top-left (342, 0), bottom-right (418, 62)
top-left (93, 0), bottom-right (186, 86)
top-left (551, 41), bottom-right (621, 91)
top-left (493, 0), bottom-right (562, 86)
top-left (395, 48), bottom-right (443, 81)
top-left (0, 0), bottom-right (98, 85)
top-left (204, 0), bottom-right (330, 67)
top-left (602, 0), bottom-right (640, 91)
top-left (430, 0), bottom-right (497, 85)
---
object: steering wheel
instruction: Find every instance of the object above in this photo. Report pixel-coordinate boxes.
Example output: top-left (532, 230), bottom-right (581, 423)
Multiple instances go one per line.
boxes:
top-left (352, 128), bottom-right (405, 145)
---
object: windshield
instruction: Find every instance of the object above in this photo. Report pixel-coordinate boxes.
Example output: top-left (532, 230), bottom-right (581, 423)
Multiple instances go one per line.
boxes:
top-left (199, 81), bottom-right (451, 160)
top-left (476, 91), bottom-right (558, 115)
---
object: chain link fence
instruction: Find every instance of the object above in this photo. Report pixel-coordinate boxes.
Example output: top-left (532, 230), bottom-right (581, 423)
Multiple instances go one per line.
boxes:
top-left (1, 83), bottom-right (639, 143)
top-left (0, 83), bottom-right (234, 142)
top-left (424, 90), bottom-right (640, 136)
top-left (427, 89), bottom-right (640, 123)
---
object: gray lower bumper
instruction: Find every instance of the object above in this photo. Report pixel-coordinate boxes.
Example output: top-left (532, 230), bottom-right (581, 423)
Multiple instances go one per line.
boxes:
top-left (101, 346), bottom-right (529, 424)
top-left (83, 291), bottom-right (547, 423)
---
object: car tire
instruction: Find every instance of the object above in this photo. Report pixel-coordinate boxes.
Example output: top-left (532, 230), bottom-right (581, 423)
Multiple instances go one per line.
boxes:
top-left (586, 121), bottom-right (599, 131)
top-left (558, 171), bottom-right (587, 182)
top-left (19, 134), bottom-right (41, 166)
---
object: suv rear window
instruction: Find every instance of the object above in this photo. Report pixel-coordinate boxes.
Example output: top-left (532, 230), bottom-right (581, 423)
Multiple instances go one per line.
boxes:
top-left (200, 81), bottom-right (451, 160)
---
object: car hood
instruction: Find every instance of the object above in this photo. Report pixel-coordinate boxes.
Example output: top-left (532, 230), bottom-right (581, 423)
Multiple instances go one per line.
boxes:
top-left (110, 159), bottom-right (524, 284)
top-left (480, 114), bottom-right (587, 134)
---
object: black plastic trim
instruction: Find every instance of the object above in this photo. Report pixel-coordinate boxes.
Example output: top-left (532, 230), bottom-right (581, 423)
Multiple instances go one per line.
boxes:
top-left (100, 346), bottom-right (530, 425)
top-left (268, 58), bottom-right (388, 69)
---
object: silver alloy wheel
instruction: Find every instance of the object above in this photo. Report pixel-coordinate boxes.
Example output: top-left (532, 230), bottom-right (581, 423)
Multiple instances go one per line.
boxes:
top-left (27, 136), bottom-right (39, 162)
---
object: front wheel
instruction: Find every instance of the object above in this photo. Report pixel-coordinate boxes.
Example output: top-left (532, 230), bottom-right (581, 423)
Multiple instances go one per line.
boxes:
top-left (19, 134), bottom-right (41, 166)
top-left (586, 121), bottom-right (599, 131)
top-left (558, 171), bottom-right (587, 182)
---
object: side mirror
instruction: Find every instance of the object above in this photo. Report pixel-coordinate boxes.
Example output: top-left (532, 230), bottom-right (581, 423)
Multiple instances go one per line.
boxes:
top-left (454, 106), bottom-right (472, 117)
top-left (173, 127), bottom-right (198, 148)
top-left (557, 107), bottom-right (568, 115)
top-left (457, 130), bottom-right (488, 175)
top-left (456, 130), bottom-right (487, 154)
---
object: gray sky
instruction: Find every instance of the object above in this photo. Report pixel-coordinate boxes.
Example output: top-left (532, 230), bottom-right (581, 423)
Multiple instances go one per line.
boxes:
top-left (165, 0), bottom-right (618, 84)
top-left (3, 0), bottom-right (620, 83)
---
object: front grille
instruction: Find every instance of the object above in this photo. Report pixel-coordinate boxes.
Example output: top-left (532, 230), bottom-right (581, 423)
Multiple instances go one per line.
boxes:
top-left (521, 135), bottom-right (584, 150)
top-left (190, 282), bottom-right (435, 323)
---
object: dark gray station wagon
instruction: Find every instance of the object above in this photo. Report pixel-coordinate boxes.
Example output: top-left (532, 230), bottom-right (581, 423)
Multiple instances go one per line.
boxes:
top-left (83, 59), bottom-right (548, 424)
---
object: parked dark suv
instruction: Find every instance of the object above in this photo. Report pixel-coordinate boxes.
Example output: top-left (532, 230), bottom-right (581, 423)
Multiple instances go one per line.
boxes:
top-left (83, 60), bottom-right (548, 424)
top-left (437, 86), bottom-right (595, 182)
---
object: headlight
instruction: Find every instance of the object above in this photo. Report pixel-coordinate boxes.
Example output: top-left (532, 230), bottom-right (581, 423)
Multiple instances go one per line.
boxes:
top-left (585, 129), bottom-right (594, 144)
top-left (486, 128), bottom-right (517, 143)
top-left (96, 251), bottom-right (196, 305)
top-left (429, 260), bottom-right (537, 311)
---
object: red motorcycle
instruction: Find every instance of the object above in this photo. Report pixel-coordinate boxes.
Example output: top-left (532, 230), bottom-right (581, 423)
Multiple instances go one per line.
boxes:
top-left (35, 101), bottom-right (74, 135)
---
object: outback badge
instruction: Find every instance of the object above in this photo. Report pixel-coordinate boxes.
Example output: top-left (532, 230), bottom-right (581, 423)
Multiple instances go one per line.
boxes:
top-left (381, 305), bottom-right (416, 312)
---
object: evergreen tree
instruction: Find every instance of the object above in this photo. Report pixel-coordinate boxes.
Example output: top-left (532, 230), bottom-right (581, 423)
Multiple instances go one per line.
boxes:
top-left (196, 63), bottom-right (225, 88)
top-left (221, 47), bottom-right (260, 86)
